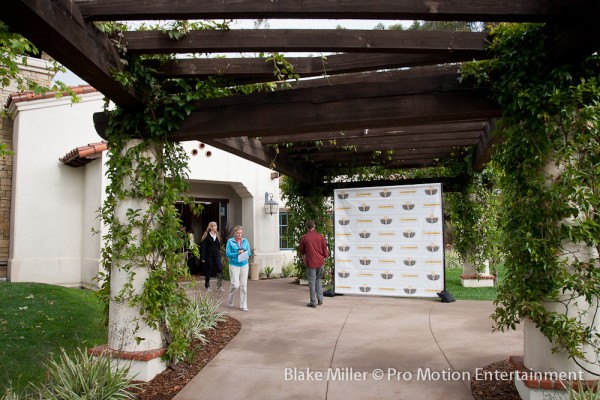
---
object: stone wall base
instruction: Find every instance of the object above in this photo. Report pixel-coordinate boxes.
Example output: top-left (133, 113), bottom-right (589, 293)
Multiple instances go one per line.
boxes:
top-left (460, 274), bottom-right (496, 288)
top-left (510, 356), bottom-right (598, 400)
top-left (88, 344), bottom-right (167, 382)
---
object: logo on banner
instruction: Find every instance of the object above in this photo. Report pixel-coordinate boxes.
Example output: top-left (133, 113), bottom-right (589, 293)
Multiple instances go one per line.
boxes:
top-left (338, 218), bottom-right (350, 225)
top-left (381, 272), bottom-right (394, 279)
top-left (358, 204), bottom-right (370, 212)
top-left (359, 284), bottom-right (371, 293)
top-left (379, 189), bottom-right (392, 197)
top-left (425, 187), bottom-right (438, 195)
top-left (359, 257), bottom-right (371, 266)
top-left (381, 244), bottom-right (393, 252)
top-left (402, 202), bottom-right (415, 210)
top-left (404, 258), bottom-right (417, 266)
top-left (404, 286), bottom-right (417, 294)
top-left (380, 216), bottom-right (392, 224)
top-left (338, 270), bottom-right (350, 278)
top-left (426, 214), bottom-right (439, 223)
top-left (427, 272), bottom-right (441, 281)
top-left (403, 230), bottom-right (416, 238)
top-left (337, 192), bottom-right (349, 199)
top-left (427, 243), bottom-right (440, 252)
top-left (359, 231), bottom-right (371, 238)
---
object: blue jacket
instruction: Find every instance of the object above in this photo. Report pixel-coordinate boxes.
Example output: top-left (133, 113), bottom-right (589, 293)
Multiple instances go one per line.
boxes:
top-left (226, 237), bottom-right (251, 267)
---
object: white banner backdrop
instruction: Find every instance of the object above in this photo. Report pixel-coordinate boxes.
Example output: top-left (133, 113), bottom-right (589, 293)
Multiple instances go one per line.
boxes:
top-left (334, 183), bottom-right (444, 298)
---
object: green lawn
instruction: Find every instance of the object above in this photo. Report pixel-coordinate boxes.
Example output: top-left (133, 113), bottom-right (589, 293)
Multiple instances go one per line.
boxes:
top-left (0, 282), bottom-right (107, 393)
top-left (444, 265), bottom-right (505, 301)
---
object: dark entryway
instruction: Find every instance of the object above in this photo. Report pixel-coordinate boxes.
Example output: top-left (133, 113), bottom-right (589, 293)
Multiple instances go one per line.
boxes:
top-left (176, 198), bottom-right (229, 275)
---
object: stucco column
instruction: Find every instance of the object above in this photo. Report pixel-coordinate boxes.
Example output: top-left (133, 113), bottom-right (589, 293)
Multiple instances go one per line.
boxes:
top-left (522, 161), bottom-right (600, 381)
top-left (108, 140), bottom-right (163, 352)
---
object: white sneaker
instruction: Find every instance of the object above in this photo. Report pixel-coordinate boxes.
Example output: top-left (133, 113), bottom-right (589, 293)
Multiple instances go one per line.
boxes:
top-left (206, 287), bottom-right (212, 292)
top-left (240, 308), bottom-right (249, 312)
top-left (227, 299), bottom-right (234, 307)
top-left (218, 287), bottom-right (225, 292)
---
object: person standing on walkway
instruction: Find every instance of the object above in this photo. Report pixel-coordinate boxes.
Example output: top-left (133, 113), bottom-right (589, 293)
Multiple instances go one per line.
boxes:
top-left (185, 227), bottom-right (199, 275)
top-left (226, 225), bottom-right (251, 311)
top-left (200, 221), bottom-right (223, 291)
top-left (299, 219), bottom-right (329, 308)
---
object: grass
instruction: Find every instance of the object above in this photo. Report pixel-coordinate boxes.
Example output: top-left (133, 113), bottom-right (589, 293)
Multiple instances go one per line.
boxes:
top-left (0, 282), bottom-right (107, 393)
top-left (0, 266), bottom-right (502, 392)
top-left (444, 264), bottom-right (506, 301)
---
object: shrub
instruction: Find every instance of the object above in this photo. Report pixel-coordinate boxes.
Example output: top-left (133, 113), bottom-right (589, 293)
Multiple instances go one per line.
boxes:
top-left (281, 263), bottom-right (295, 278)
top-left (37, 347), bottom-right (138, 400)
top-left (569, 383), bottom-right (600, 400)
top-left (445, 247), bottom-right (462, 269)
top-left (263, 266), bottom-right (274, 279)
top-left (1, 387), bottom-right (23, 400)
top-left (182, 292), bottom-right (225, 344)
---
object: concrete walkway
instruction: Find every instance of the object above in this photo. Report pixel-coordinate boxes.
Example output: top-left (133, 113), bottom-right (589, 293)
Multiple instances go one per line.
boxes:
top-left (175, 278), bottom-right (523, 400)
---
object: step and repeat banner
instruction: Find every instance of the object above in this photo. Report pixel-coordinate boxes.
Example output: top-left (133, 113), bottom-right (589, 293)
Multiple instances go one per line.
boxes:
top-left (334, 183), bottom-right (444, 298)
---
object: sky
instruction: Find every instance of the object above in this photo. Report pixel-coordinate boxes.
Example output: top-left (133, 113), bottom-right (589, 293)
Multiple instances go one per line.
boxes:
top-left (52, 19), bottom-right (411, 86)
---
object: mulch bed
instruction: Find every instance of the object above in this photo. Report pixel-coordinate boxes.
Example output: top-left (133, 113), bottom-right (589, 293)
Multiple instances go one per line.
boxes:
top-left (133, 315), bottom-right (241, 400)
top-left (470, 359), bottom-right (521, 400)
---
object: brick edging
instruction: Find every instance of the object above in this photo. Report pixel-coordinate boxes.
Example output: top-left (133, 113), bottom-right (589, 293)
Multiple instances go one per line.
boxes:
top-left (509, 355), bottom-right (598, 392)
top-left (459, 274), bottom-right (496, 280)
top-left (88, 344), bottom-right (166, 362)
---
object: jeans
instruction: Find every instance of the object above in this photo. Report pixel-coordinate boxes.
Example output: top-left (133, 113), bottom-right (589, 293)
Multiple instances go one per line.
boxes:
top-left (306, 266), bottom-right (324, 305)
top-left (228, 264), bottom-right (249, 309)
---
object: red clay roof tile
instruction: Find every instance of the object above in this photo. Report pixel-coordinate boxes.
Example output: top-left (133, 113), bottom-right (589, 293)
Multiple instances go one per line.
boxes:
top-left (60, 141), bottom-right (108, 167)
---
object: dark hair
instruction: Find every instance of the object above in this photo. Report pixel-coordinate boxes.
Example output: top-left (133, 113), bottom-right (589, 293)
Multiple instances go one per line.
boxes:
top-left (306, 220), bottom-right (316, 230)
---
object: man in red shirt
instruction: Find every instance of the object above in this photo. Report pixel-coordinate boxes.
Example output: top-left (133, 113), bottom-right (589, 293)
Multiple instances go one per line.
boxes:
top-left (299, 220), bottom-right (329, 308)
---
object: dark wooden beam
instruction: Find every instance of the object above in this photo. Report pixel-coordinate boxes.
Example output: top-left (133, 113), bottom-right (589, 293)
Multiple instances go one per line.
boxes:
top-left (330, 130), bottom-right (483, 146)
top-left (260, 121), bottom-right (490, 144)
top-left (204, 137), bottom-right (314, 184)
top-left (549, 0), bottom-right (600, 63)
top-left (76, 0), bottom-right (568, 23)
top-left (1, 0), bottom-right (141, 109)
top-left (121, 29), bottom-right (488, 55)
top-left (168, 69), bottom-right (501, 140)
top-left (150, 53), bottom-right (480, 80)
top-left (304, 149), bottom-right (464, 163)
top-left (286, 139), bottom-right (477, 160)
top-left (322, 177), bottom-right (466, 192)
top-left (473, 118), bottom-right (497, 170)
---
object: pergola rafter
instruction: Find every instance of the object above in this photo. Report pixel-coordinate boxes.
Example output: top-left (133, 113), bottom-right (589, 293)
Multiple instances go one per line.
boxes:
top-left (2, 0), bottom-right (599, 184)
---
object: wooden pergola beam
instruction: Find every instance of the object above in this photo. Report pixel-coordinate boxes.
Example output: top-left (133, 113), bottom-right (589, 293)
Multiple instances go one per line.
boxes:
top-left (259, 121), bottom-right (490, 144)
top-left (205, 137), bottom-right (315, 184)
top-left (286, 139), bottom-right (477, 160)
top-left (150, 53), bottom-right (480, 80)
top-left (121, 29), bottom-right (488, 55)
top-left (76, 0), bottom-right (568, 22)
top-left (96, 67), bottom-right (496, 140)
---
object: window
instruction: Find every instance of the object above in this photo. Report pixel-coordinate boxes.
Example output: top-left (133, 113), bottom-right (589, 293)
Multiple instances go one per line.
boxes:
top-left (279, 211), bottom-right (292, 250)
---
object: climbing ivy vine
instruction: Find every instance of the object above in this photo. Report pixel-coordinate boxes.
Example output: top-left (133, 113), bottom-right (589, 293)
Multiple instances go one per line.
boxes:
top-left (461, 23), bottom-right (600, 364)
top-left (280, 177), bottom-right (334, 283)
top-left (95, 21), bottom-right (302, 364)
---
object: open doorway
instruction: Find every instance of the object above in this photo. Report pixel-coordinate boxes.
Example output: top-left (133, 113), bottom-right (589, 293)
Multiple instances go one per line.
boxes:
top-left (176, 198), bottom-right (229, 275)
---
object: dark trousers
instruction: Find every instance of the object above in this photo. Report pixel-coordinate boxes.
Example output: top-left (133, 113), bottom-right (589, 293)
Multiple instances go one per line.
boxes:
top-left (204, 255), bottom-right (223, 288)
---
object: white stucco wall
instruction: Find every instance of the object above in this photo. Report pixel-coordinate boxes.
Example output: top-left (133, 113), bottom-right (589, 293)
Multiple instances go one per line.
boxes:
top-left (7, 90), bottom-right (289, 285)
top-left (184, 141), bottom-right (286, 273)
top-left (8, 92), bottom-right (106, 287)
top-left (82, 156), bottom-right (105, 288)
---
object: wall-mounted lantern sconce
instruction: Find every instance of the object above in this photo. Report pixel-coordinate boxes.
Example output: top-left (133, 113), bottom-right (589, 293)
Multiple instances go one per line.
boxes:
top-left (264, 192), bottom-right (279, 215)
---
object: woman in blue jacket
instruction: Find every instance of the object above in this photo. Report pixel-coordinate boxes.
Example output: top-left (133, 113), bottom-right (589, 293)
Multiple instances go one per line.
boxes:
top-left (226, 225), bottom-right (251, 311)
